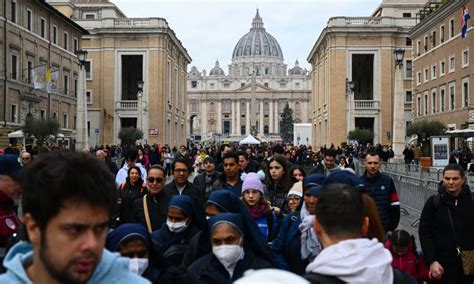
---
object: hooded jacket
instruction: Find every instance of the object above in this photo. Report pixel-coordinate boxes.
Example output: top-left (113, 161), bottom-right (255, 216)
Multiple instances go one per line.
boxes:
top-left (305, 238), bottom-right (393, 284)
top-left (0, 242), bottom-right (149, 283)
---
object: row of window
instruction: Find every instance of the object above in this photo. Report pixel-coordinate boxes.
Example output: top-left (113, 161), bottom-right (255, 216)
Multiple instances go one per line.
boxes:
top-left (8, 104), bottom-right (75, 129)
top-left (416, 49), bottom-right (469, 85)
top-left (190, 81), bottom-right (296, 89)
top-left (9, 0), bottom-right (79, 53)
top-left (416, 17), bottom-right (457, 56)
top-left (10, 54), bottom-right (80, 96)
top-left (416, 78), bottom-right (470, 116)
top-left (10, 53), bottom-right (92, 97)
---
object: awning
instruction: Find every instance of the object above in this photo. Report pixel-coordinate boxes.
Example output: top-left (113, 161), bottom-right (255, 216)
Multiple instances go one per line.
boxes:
top-left (239, 134), bottom-right (261, 145)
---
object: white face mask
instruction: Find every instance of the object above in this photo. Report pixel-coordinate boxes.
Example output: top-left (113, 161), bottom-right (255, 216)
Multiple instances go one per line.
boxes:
top-left (128, 258), bottom-right (149, 275)
top-left (167, 219), bottom-right (188, 233)
top-left (212, 244), bottom-right (243, 268)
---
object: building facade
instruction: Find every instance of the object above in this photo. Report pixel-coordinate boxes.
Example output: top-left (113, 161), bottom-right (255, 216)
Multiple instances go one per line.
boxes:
top-left (187, 11), bottom-right (311, 142)
top-left (49, 0), bottom-right (191, 146)
top-left (0, 0), bottom-right (87, 148)
top-left (307, 0), bottom-right (426, 149)
top-left (410, 0), bottom-right (473, 132)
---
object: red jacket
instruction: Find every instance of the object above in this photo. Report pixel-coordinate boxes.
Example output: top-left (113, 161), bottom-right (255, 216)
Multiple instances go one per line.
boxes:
top-left (385, 239), bottom-right (430, 282)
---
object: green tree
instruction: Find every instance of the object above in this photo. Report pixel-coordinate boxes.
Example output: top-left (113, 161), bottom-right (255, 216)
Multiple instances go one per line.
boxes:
top-left (118, 127), bottom-right (143, 146)
top-left (21, 117), bottom-right (60, 152)
top-left (348, 128), bottom-right (374, 145)
top-left (406, 120), bottom-right (446, 155)
top-left (280, 102), bottom-right (294, 143)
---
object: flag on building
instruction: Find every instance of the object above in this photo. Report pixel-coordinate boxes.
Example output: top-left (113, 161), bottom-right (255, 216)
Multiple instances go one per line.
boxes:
top-left (32, 65), bottom-right (48, 90)
top-left (461, 5), bottom-right (471, 39)
top-left (47, 69), bottom-right (59, 93)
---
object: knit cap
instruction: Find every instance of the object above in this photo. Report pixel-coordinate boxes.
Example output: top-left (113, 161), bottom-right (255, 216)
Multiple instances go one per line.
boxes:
top-left (241, 171), bottom-right (265, 194)
top-left (287, 181), bottom-right (303, 198)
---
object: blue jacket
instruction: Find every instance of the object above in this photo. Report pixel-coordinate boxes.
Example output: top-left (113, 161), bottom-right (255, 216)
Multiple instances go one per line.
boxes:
top-left (0, 242), bottom-right (149, 283)
top-left (254, 210), bottom-right (279, 242)
top-left (271, 211), bottom-right (308, 274)
top-left (360, 171), bottom-right (400, 233)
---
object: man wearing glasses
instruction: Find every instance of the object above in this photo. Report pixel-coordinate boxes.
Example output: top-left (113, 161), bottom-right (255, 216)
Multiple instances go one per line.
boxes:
top-left (20, 151), bottom-right (32, 167)
top-left (133, 165), bottom-right (170, 232)
top-left (164, 158), bottom-right (204, 209)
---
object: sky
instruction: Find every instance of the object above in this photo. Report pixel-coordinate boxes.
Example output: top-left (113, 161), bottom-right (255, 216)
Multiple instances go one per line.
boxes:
top-left (114, 0), bottom-right (382, 72)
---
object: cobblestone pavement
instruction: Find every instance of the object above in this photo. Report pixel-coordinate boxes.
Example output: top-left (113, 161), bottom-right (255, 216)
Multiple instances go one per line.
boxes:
top-left (398, 206), bottom-right (421, 248)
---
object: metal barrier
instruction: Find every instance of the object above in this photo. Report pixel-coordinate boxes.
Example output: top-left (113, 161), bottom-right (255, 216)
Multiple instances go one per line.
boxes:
top-left (356, 160), bottom-right (439, 227)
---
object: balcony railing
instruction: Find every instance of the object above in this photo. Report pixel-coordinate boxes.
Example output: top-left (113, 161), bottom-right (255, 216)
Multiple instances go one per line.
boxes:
top-left (328, 17), bottom-right (417, 28)
top-left (354, 100), bottom-right (380, 110)
top-left (116, 100), bottom-right (138, 110)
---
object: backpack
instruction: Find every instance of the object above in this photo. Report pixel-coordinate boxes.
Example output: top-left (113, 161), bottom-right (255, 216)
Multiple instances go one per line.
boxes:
top-left (305, 268), bottom-right (414, 284)
top-left (0, 212), bottom-right (21, 248)
top-left (163, 244), bottom-right (189, 267)
top-left (119, 182), bottom-right (146, 194)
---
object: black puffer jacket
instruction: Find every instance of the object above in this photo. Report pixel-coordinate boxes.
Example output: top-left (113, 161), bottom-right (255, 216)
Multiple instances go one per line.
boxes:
top-left (360, 171), bottom-right (400, 233)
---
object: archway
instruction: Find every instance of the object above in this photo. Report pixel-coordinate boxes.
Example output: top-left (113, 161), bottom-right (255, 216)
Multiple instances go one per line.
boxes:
top-left (189, 115), bottom-right (197, 135)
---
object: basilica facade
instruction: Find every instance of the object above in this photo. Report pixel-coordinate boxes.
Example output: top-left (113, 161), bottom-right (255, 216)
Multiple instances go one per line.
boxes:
top-left (187, 10), bottom-right (311, 142)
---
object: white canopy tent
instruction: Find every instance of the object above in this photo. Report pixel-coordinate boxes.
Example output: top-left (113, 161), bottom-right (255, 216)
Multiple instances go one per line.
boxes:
top-left (239, 135), bottom-right (260, 145)
top-left (7, 130), bottom-right (24, 138)
top-left (7, 130), bottom-right (65, 138)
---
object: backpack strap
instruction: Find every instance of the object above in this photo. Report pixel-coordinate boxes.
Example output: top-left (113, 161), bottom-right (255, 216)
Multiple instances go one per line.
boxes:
top-left (392, 268), bottom-right (409, 284)
top-left (142, 195), bottom-right (152, 233)
top-left (119, 182), bottom-right (126, 191)
top-left (304, 273), bottom-right (345, 284)
top-left (265, 211), bottom-right (274, 241)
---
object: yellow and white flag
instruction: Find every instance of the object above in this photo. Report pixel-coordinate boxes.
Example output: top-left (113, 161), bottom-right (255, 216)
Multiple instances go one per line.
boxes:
top-left (47, 69), bottom-right (59, 93)
top-left (32, 65), bottom-right (48, 90)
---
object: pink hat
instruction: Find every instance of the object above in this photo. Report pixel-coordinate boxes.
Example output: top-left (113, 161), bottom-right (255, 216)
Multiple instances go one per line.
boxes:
top-left (241, 172), bottom-right (264, 194)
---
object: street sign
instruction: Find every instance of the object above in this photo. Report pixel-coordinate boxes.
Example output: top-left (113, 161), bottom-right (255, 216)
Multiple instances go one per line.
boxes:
top-left (149, 129), bottom-right (158, 136)
top-left (95, 128), bottom-right (99, 134)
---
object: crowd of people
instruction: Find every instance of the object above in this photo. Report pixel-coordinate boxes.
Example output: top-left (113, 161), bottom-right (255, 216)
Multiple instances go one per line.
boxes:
top-left (0, 141), bottom-right (473, 284)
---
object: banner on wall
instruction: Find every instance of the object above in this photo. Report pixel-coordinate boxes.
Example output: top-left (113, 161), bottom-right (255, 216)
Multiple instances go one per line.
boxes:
top-left (431, 136), bottom-right (450, 168)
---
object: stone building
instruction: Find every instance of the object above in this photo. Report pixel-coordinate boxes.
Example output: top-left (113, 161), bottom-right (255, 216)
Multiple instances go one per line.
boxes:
top-left (307, 0), bottom-right (426, 149)
top-left (0, 0), bottom-right (87, 148)
top-left (410, 0), bottom-right (473, 132)
top-left (187, 10), bottom-right (311, 142)
top-left (49, 0), bottom-right (191, 146)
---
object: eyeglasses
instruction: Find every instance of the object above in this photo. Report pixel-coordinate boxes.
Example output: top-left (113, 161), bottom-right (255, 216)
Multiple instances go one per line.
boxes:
top-left (147, 177), bottom-right (164, 183)
top-left (174, 169), bottom-right (188, 173)
top-left (22, 158), bottom-right (31, 161)
top-left (288, 197), bottom-right (301, 202)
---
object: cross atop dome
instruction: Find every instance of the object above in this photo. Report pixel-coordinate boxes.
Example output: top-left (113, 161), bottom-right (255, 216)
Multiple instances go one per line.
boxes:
top-left (251, 9), bottom-right (264, 30)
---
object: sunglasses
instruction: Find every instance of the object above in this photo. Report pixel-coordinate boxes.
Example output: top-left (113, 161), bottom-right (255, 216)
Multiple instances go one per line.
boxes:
top-left (147, 177), bottom-right (164, 183)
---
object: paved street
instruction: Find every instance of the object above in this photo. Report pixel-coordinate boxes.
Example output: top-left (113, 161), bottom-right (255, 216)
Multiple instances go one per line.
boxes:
top-left (398, 206), bottom-right (421, 248)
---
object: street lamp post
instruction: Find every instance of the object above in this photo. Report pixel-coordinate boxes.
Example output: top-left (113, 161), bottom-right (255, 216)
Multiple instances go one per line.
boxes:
top-left (76, 49), bottom-right (89, 151)
top-left (346, 79), bottom-right (355, 136)
top-left (392, 48), bottom-right (406, 160)
top-left (137, 80), bottom-right (144, 142)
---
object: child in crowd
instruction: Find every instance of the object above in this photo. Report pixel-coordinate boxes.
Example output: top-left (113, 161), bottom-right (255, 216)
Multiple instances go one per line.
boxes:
top-left (385, 229), bottom-right (430, 283)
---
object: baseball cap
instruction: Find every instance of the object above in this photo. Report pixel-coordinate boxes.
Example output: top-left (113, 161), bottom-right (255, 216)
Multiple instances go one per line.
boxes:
top-left (0, 154), bottom-right (22, 179)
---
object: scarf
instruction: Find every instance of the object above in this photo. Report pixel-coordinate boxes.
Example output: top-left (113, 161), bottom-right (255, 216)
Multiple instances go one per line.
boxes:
top-left (247, 203), bottom-right (267, 220)
top-left (299, 202), bottom-right (322, 262)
